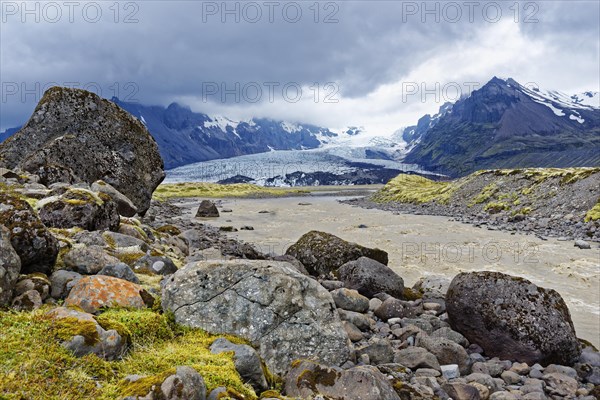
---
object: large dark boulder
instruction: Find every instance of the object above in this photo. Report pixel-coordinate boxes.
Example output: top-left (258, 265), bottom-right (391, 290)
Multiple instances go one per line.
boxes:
top-left (285, 230), bottom-right (388, 277)
top-left (338, 256), bottom-right (404, 299)
top-left (0, 191), bottom-right (58, 274)
top-left (0, 87), bottom-right (164, 214)
top-left (446, 271), bottom-right (580, 366)
top-left (162, 260), bottom-right (351, 375)
top-left (195, 200), bottom-right (219, 218)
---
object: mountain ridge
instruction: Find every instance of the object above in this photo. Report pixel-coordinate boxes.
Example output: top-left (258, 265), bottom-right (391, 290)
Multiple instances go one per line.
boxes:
top-left (402, 77), bottom-right (600, 177)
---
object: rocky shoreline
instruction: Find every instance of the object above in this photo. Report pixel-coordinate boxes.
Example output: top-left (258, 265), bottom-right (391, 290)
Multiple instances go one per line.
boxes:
top-left (0, 87), bottom-right (598, 399)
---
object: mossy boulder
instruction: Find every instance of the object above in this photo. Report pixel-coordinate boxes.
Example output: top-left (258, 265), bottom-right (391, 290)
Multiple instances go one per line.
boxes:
top-left (0, 225), bottom-right (21, 306)
top-left (45, 307), bottom-right (128, 360)
top-left (284, 360), bottom-right (401, 400)
top-left (285, 231), bottom-right (388, 277)
top-left (446, 271), bottom-right (581, 366)
top-left (91, 180), bottom-right (138, 217)
top-left (37, 188), bottom-right (120, 231)
top-left (63, 245), bottom-right (122, 275)
top-left (120, 366), bottom-right (207, 400)
top-left (0, 191), bottom-right (59, 274)
top-left (0, 86), bottom-right (164, 215)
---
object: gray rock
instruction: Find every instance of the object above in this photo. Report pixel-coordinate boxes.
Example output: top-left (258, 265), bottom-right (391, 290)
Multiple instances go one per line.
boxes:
top-left (14, 274), bottom-right (50, 300)
top-left (50, 270), bottom-right (82, 299)
top-left (195, 200), bottom-right (219, 218)
top-left (337, 256), bottom-right (403, 299)
top-left (337, 309), bottom-right (372, 331)
top-left (63, 245), bottom-right (122, 275)
top-left (501, 370), bottom-right (522, 385)
top-left (574, 239), bottom-right (591, 249)
top-left (98, 263), bottom-right (140, 284)
top-left (441, 364), bottom-right (461, 380)
top-left (162, 260), bottom-right (351, 375)
top-left (210, 338), bottom-right (268, 393)
top-left (285, 231), bottom-right (388, 277)
top-left (543, 364), bottom-right (577, 379)
top-left (464, 372), bottom-right (502, 392)
top-left (11, 289), bottom-right (42, 311)
top-left (133, 255), bottom-right (178, 276)
top-left (103, 231), bottom-right (149, 251)
top-left (0, 87), bottom-right (164, 215)
top-left (156, 366), bottom-right (206, 400)
top-left (284, 360), bottom-right (401, 400)
top-left (321, 280), bottom-right (344, 290)
top-left (46, 307), bottom-right (128, 361)
top-left (38, 188), bottom-right (120, 232)
top-left (393, 347), bottom-right (441, 371)
top-left (413, 275), bottom-right (451, 299)
top-left (431, 327), bottom-right (469, 347)
top-left (0, 191), bottom-right (59, 274)
top-left (419, 336), bottom-right (471, 375)
top-left (207, 387), bottom-right (226, 400)
top-left (442, 382), bottom-right (481, 400)
top-left (542, 372), bottom-right (578, 397)
top-left (446, 271), bottom-right (580, 366)
top-left (356, 338), bottom-right (394, 365)
top-left (369, 297), bottom-right (383, 312)
top-left (342, 321), bottom-right (363, 342)
top-left (91, 180), bottom-right (137, 217)
top-left (375, 297), bottom-right (409, 321)
top-left (0, 225), bottom-right (21, 306)
top-left (331, 288), bottom-right (370, 313)
top-left (489, 392), bottom-right (518, 400)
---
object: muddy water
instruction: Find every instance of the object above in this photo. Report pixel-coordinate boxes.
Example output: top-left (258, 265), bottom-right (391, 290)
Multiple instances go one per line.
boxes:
top-left (180, 195), bottom-right (600, 347)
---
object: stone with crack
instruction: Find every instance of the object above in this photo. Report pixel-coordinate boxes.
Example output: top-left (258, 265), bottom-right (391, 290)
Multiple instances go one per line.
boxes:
top-left (161, 260), bottom-right (351, 375)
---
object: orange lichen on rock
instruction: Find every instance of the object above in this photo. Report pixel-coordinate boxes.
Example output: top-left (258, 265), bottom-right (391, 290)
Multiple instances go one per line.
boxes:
top-left (64, 275), bottom-right (148, 313)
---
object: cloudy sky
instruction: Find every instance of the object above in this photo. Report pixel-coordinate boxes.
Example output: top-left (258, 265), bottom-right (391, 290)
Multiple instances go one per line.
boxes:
top-left (1, 0), bottom-right (599, 134)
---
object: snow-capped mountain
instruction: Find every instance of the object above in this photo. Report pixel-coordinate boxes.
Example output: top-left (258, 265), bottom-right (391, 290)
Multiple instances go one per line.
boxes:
top-left (111, 99), bottom-right (342, 169)
top-left (402, 77), bottom-right (600, 177)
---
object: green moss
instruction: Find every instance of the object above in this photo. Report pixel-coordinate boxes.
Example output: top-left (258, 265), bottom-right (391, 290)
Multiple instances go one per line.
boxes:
top-left (118, 368), bottom-right (174, 397)
top-left (156, 225), bottom-right (182, 236)
top-left (585, 200), bottom-right (600, 222)
top-left (153, 182), bottom-right (307, 201)
top-left (0, 308), bottom-right (259, 399)
top-left (483, 201), bottom-right (510, 213)
top-left (48, 316), bottom-right (101, 346)
top-left (470, 183), bottom-right (498, 205)
top-left (402, 287), bottom-right (423, 301)
top-left (112, 251), bottom-right (146, 266)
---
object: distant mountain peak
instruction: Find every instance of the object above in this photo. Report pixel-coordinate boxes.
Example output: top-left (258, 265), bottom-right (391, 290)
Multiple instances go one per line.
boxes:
top-left (402, 76), bottom-right (600, 176)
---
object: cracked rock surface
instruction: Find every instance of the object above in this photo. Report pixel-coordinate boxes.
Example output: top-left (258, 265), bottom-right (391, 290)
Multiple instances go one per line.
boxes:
top-left (162, 259), bottom-right (351, 375)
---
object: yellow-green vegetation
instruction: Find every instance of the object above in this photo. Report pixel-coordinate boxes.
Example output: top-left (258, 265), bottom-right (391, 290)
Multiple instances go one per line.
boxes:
top-left (153, 182), bottom-right (308, 201)
top-left (585, 200), bottom-right (600, 222)
top-left (375, 168), bottom-right (600, 221)
top-left (0, 308), bottom-right (258, 399)
top-left (372, 175), bottom-right (457, 204)
top-left (469, 182), bottom-right (498, 206)
top-left (484, 202), bottom-right (510, 213)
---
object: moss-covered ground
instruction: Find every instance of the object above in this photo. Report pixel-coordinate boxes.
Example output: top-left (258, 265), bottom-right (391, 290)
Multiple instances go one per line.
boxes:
top-left (153, 182), bottom-right (308, 201)
top-left (0, 307), bottom-right (260, 399)
top-left (373, 168), bottom-right (600, 219)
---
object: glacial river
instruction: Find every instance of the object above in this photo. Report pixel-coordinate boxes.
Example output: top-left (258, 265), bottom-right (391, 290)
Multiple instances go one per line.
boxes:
top-left (177, 194), bottom-right (600, 348)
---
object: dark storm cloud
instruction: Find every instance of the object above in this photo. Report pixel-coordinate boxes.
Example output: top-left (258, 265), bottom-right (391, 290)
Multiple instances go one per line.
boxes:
top-left (0, 0), bottom-right (598, 130)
